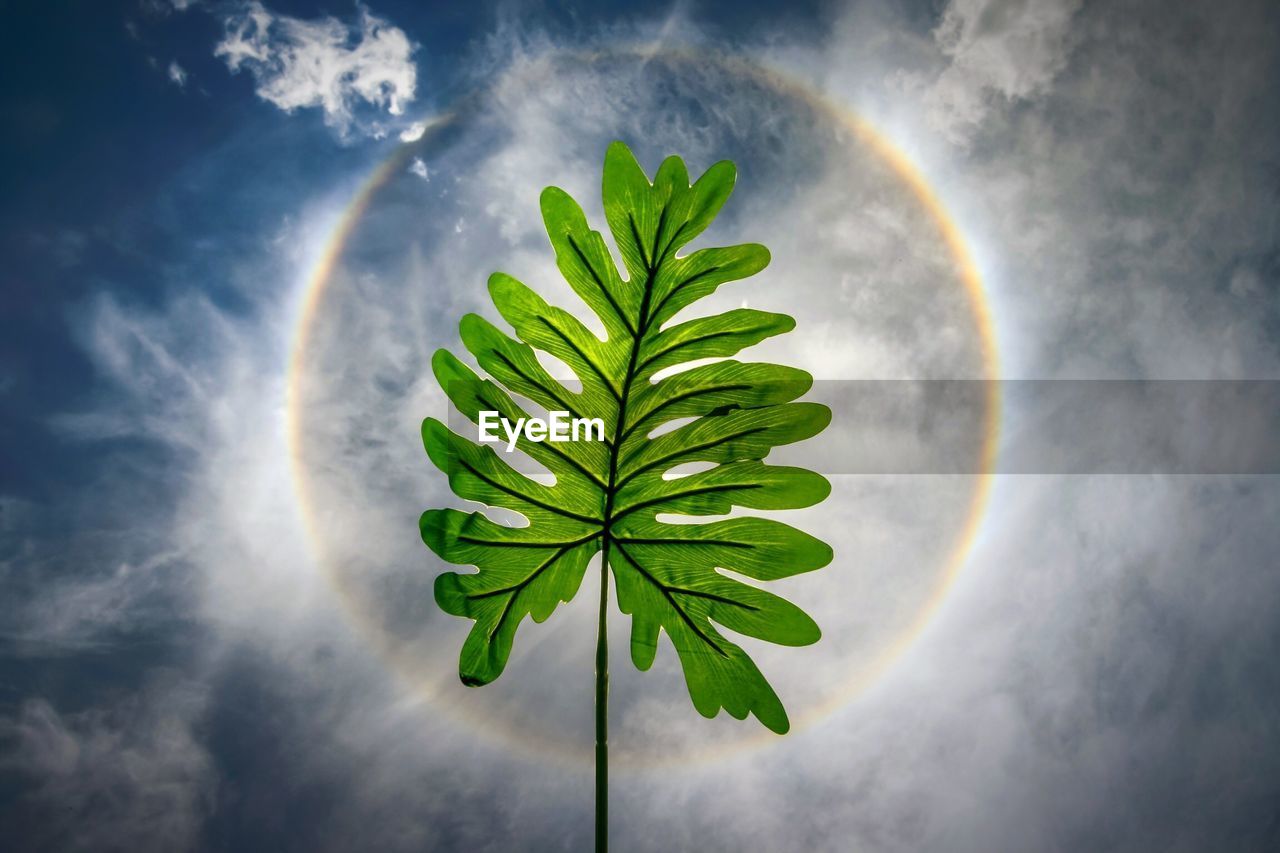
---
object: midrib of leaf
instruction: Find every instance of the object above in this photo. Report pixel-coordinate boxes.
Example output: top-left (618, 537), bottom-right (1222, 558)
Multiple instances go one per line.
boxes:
top-left (588, 204), bottom-right (755, 662)
top-left (599, 209), bottom-right (714, 643)
top-left (599, 212), bottom-right (659, 555)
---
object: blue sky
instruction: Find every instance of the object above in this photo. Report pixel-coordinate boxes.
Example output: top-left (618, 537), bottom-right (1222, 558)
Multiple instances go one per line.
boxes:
top-left (3, 1), bottom-right (1280, 850)
top-left (1, 0), bottom-right (833, 495)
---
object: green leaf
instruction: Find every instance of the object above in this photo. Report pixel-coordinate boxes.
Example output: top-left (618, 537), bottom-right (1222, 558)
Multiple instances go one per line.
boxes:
top-left (422, 140), bottom-right (833, 733)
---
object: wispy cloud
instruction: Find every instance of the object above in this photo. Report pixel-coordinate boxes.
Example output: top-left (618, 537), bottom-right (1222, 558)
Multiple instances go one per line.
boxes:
top-left (904, 0), bottom-right (1084, 147)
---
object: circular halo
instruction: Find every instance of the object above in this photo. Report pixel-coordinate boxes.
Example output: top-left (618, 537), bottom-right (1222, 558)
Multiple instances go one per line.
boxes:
top-left (285, 46), bottom-right (1001, 770)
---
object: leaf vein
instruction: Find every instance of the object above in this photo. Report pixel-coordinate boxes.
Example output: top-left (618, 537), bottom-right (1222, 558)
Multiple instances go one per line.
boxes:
top-left (643, 265), bottom-right (724, 333)
top-left (536, 316), bottom-right (622, 401)
top-left (612, 536), bottom-right (753, 549)
top-left (612, 482), bottom-right (764, 523)
top-left (619, 383), bottom-right (753, 443)
top-left (613, 541), bottom-right (729, 657)
top-left (636, 328), bottom-right (741, 375)
top-left (566, 234), bottom-right (637, 338)
top-left (456, 457), bottom-right (603, 526)
top-left (616, 425), bottom-right (771, 490)
top-left (491, 350), bottom-right (616, 452)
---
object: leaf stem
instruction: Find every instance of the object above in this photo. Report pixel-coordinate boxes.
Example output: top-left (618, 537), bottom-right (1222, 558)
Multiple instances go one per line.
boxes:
top-left (595, 541), bottom-right (610, 853)
top-left (593, 214), bottom-right (660, 852)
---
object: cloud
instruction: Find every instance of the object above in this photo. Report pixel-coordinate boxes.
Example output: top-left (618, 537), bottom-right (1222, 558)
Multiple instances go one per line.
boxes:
top-left (911, 0), bottom-right (1084, 146)
top-left (0, 544), bottom-right (186, 653)
top-left (0, 679), bottom-right (214, 851)
top-left (399, 120), bottom-right (427, 142)
top-left (408, 156), bottom-right (428, 180)
top-left (167, 60), bottom-right (188, 88)
top-left (214, 1), bottom-right (417, 137)
top-left (11, 0), bottom-right (1280, 849)
top-left (140, 0), bottom-right (199, 12)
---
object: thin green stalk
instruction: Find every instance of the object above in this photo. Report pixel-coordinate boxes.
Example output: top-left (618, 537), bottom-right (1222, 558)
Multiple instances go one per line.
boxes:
top-left (593, 218), bottom-right (657, 852)
top-left (594, 544), bottom-right (610, 853)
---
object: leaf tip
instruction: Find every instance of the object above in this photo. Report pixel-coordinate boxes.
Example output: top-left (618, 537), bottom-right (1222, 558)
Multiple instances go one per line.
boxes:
top-left (765, 715), bottom-right (791, 735)
top-left (433, 570), bottom-right (469, 615)
top-left (814, 472), bottom-right (833, 503)
top-left (746, 242), bottom-right (772, 272)
top-left (605, 139), bottom-right (636, 162)
top-left (457, 312), bottom-right (488, 338)
top-left (815, 539), bottom-right (835, 570)
top-left (656, 154), bottom-right (691, 189)
top-left (430, 348), bottom-right (462, 385)
top-left (420, 416), bottom-right (446, 446)
top-left (705, 157), bottom-right (738, 186)
top-left (418, 508), bottom-right (441, 546)
top-left (539, 184), bottom-right (568, 208)
top-left (487, 271), bottom-right (517, 300)
top-left (604, 139), bottom-right (650, 187)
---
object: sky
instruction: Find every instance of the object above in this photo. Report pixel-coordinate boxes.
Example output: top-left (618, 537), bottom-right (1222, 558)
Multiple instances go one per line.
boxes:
top-left (2, 0), bottom-right (1280, 850)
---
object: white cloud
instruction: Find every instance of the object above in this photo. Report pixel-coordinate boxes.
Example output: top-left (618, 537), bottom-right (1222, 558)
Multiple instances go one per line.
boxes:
top-left (408, 156), bottom-right (428, 180)
top-left (167, 60), bottom-right (187, 87)
top-left (399, 120), bottom-right (427, 142)
top-left (215, 1), bottom-right (417, 137)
